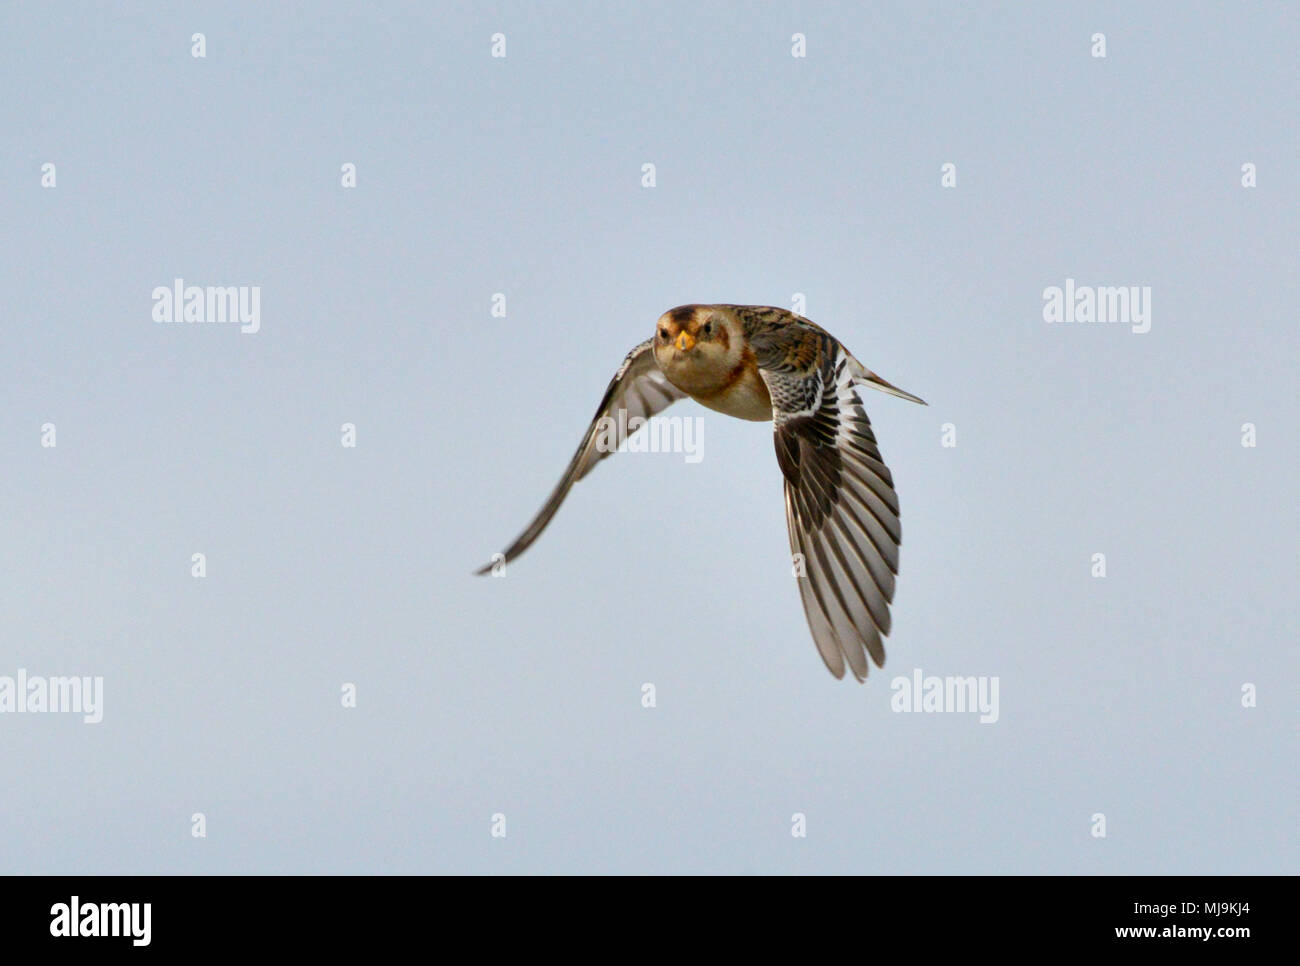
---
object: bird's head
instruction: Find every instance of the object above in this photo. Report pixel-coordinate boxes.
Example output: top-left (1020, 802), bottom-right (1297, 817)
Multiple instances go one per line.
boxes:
top-left (652, 305), bottom-right (742, 383)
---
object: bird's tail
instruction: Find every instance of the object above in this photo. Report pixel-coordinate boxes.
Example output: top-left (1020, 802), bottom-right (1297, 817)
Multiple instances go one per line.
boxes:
top-left (847, 357), bottom-right (928, 405)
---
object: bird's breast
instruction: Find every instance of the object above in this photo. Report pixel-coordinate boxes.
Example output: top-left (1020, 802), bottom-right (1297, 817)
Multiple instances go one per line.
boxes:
top-left (675, 354), bottom-right (773, 422)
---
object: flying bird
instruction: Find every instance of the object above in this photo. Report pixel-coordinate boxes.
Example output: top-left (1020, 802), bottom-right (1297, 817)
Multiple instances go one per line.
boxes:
top-left (476, 304), bottom-right (926, 681)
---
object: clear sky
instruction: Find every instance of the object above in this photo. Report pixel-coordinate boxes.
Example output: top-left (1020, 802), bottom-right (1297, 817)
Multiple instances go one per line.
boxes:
top-left (1, 1), bottom-right (1296, 873)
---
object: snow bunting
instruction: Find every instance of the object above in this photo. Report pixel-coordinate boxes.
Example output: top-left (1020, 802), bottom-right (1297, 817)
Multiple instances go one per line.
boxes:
top-left (477, 304), bottom-right (926, 681)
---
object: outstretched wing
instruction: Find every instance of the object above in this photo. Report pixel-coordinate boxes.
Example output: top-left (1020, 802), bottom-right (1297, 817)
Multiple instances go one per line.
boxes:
top-left (475, 339), bottom-right (687, 574)
top-left (756, 325), bottom-right (915, 681)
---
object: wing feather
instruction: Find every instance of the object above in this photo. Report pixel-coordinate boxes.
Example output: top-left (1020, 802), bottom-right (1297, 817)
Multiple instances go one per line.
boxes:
top-left (475, 340), bottom-right (686, 573)
top-left (760, 331), bottom-right (911, 681)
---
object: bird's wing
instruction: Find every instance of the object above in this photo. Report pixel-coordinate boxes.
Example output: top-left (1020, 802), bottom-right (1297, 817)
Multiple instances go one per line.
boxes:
top-left (754, 323), bottom-right (912, 680)
top-left (475, 339), bottom-right (687, 574)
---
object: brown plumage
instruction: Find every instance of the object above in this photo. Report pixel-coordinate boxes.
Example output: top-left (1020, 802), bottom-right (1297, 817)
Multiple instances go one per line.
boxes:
top-left (477, 304), bottom-right (926, 681)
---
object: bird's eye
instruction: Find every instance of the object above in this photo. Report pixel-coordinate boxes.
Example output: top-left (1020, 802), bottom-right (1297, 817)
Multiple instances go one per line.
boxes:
top-left (702, 321), bottom-right (713, 336)
top-left (658, 327), bottom-right (670, 341)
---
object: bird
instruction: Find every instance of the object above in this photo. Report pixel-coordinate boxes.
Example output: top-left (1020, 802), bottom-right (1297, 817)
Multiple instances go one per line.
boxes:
top-left (476, 304), bottom-right (926, 681)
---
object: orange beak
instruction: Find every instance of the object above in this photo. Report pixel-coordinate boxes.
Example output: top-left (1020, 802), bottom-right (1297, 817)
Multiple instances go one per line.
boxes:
top-left (675, 331), bottom-right (696, 351)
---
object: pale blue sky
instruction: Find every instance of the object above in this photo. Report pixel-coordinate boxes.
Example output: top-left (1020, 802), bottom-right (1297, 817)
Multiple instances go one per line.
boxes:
top-left (1, 1), bottom-right (1296, 873)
